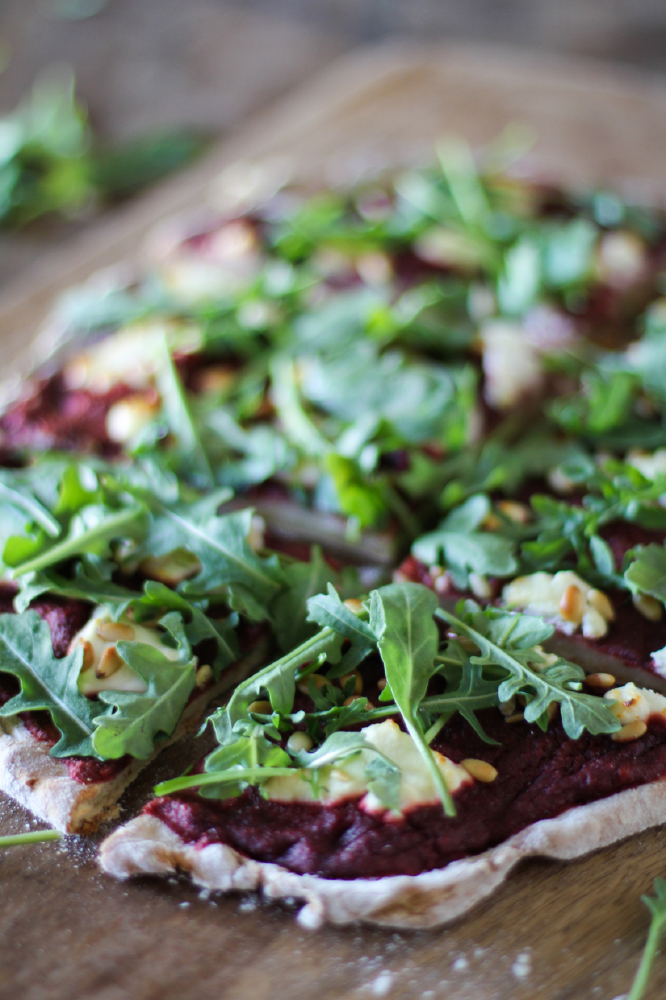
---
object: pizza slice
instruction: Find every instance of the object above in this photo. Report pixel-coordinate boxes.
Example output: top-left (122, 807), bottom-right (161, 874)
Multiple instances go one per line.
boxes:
top-left (100, 581), bottom-right (666, 928)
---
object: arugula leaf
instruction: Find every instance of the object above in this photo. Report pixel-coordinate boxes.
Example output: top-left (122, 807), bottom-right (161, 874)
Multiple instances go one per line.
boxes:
top-left (628, 878), bottom-right (666, 1000)
top-left (625, 544), bottom-right (666, 605)
top-left (412, 494), bottom-right (517, 585)
top-left (437, 602), bottom-right (621, 739)
top-left (155, 335), bottom-right (214, 488)
top-left (306, 583), bottom-right (377, 645)
top-left (210, 626), bottom-right (344, 745)
top-left (422, 660), bottom-right (500, 743)
top-left (136, 499), bottom-right (285, 616)
top-left (373, 582), bottom-right (455, 816)
top-left (92, 612), bottom-right (197, 759)
top-left (0, 611), bottom-right (102, 757)
top-left (270, 547), bottom-right (336, 652)
top-left (9, 503), bottom-right (147, 577)
top-left (131, 581), bottom-right (239, 677)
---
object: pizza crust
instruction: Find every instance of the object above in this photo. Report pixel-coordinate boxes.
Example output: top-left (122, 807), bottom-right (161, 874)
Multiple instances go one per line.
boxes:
top-left (0, 640), bottom-right (268, 834)
top-left (99, 775), bottom-right (666, 929)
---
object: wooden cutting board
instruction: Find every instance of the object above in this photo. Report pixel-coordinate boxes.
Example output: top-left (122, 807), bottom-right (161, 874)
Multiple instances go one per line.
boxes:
top-left (2, 42), bottom-right (666, 1000)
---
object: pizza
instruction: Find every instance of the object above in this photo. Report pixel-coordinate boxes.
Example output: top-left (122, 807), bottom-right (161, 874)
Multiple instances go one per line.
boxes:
top-left (4, 141), bottom-right (666, 926)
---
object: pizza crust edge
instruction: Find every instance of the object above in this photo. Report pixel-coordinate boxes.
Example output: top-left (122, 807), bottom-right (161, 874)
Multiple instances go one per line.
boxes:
top-left (98, 775), bottom-right (666, 929)
top-left (0, 639), bottom-right (269, 834)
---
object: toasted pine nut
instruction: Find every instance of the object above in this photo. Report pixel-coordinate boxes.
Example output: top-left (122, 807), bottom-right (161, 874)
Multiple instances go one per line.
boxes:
top-left (96, 621), bottom-right (135, 642)
top-left (461, 758), bottom-right (498, 782)
top-left (428, 565), bottom-right (444, 579)
top-left (195, 664), bottom-right (213, 688)
top-left (248, 700), bottom-right (272, 714)
top-left (310, 674), bottom-right (331, 690)
top-left (377, 678), bottom-right (388, 691)
top-left (80, 640), bottom-right (94, 671)
top-left (340, 671), bottom-right (363, 695)
top-left (632, 593), bottom-right (663, 622)
top-left (499, 697), bottom-right (516, 717)
top-left (585, 672), bottom-right (616, 689)
top-left (587, 589), bottom-right (615, 622)
top-left (505, 712), bottom-right (525, 724)
top-left (343, 598), bottom-right (364, 615)
top-left (286, 732), bottom-right (313, 753)
top-left (95, 646), bottom-right (124, 679)
top-left (612, 720), bottom-right (648, 742)
top-left (481, 513), bottom-right (501, 531)
top-left (559, 585), bottom-right (585, 623)
top-left (497, 500), bottom-right (531, 524)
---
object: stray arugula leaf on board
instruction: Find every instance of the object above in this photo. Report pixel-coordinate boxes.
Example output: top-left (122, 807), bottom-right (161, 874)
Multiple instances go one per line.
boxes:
top-left (627, 878), bottom-right (666, 1000)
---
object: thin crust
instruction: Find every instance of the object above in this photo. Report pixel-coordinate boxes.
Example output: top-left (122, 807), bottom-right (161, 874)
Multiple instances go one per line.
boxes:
top-left (99, 775), bottom-right (666, 929)
top-left (0, 640), bottom-right (268, 834)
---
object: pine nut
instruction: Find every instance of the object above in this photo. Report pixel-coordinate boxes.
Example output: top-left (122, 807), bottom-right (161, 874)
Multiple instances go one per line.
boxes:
top-left (286, 731), bottom-right (313, 754)
top-left (195, 664), bottom-right (213, 688)
top-left (469, 573), bottom-right (492, 600)
top-left (340, 671), bottom-right (363, 695)
top-left (612, 720), bottom-right (648, 742)
top-left (585, 673), bottom-right (616, 689)
top-left (248, 700), bottom-right (272, 714)
top-left (497, 500), bottom-right (531, 524)
top-left (559, 585), bottom-right (585, 623)
top-left (95, 646), bottom-right (124, 679)
top-left (343, 599), bottom-right (364, 615)
top-left (499, 697), bottom-right (516, 717)
top-left (310, 674), bottom-right (331, 690)
top-left (461, 758), bottom-right (498, 782)
top-left (546, 702), bottom-right (559, 723)
top-left (587, 589), bottom-right (615, 621)
top-left (377, 678), bottom-right (387, 691)
top-left (80, 640), bottom-right (94, 671)
top-left (428, 565), bottom-right (445, 579)
top-left (96, 621), bottom-right (135, 642)
top-left (505, 711), bottom-right (525, 724)
top-left (632, 593), bottom-right (663, 622)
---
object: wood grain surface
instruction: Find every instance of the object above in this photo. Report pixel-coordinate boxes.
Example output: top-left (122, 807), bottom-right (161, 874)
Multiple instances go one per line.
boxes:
top-left (2, 42), bottom-right (666, 1000)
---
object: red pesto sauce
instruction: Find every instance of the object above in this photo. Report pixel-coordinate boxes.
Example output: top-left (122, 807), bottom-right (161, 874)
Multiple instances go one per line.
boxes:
top-left (146, 709), bottom-right (666, 880)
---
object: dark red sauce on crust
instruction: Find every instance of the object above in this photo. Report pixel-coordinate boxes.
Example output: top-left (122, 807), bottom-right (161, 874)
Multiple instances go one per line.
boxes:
top-left (146, 709), bottom-right (666, 879)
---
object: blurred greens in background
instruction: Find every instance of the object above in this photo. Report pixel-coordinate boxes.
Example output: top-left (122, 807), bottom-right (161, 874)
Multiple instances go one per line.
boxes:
top-left (0, 67), bottom-right (208, 228)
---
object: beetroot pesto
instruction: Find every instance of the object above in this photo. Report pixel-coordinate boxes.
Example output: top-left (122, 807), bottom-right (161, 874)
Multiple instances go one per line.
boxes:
top-left (145, 709), bottom-right (666, 880)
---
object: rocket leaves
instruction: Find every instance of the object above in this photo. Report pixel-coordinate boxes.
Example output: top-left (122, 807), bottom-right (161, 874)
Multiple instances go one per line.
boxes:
top-left (372, 583), bottom-right (455, 816)
top-left (0, 611), bottom-right (101, 757)
top-left (624, 543), bottom-right (666, 606)
top-left (92, 613), bottom-right (197, 760)
top-left (436, 602), bottom-right (621, 739)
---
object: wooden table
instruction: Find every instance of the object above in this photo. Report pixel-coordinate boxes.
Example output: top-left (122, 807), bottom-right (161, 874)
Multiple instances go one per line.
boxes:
top-left (2, 43), bottom-right (666, 1000)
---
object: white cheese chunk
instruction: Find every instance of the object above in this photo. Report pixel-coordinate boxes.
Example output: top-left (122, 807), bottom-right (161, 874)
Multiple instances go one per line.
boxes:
top-left (626, 448), bottom-right (666, 482)
top-left (263, 719), bottom-right (472, 814)
top-left (480, 320), bottom-right (543, 410)
top-left (502, 571), bottom-right (612, 639)
top-left (604, 682), bottom-right (666, 724)
top-left (652, 646), bottom-right (666, 679)
top-left (64, 320), bottom-right (202, 393)
top-left (74, 607), bottom-right (181, 696)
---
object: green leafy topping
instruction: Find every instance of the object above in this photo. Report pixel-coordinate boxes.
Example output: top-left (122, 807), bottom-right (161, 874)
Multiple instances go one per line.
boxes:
top-left (412, 494), bottom-right (517, 587)
top-left (92, 613), bottom-right (197, 759)
top-left (436, 602), bottom-right (621, 739)
top-left (0, 611), bottom-right (103, 757)
top-left (628, 878), bottom-right (666, 1000)
top-left (0, 830), bottom-right (62, 847)
top-left (373, 582), bottom-right (456, 816)
top-left (625, 544), bottom-right (666, 605)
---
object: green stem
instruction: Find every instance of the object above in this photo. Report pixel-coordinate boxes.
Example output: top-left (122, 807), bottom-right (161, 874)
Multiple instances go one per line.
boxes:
top-left (0, 830), bottom-right (62, 847)
top-left (155, 767), bottom-right (295, 796)
top-left (403, 708), bottom-right (455, 818)
top-left (11, 505), bottom-right (145, 577)
top-left (628, 913), bottom-right (666, 1000)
